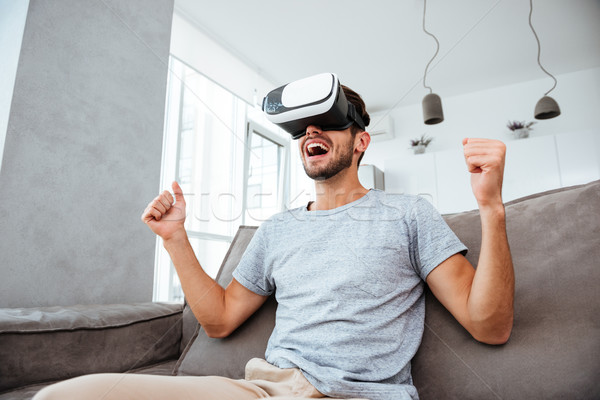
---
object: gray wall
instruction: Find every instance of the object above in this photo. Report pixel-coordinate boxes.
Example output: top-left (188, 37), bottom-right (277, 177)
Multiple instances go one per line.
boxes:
top-left (0, 0), bottom-right (174, 308)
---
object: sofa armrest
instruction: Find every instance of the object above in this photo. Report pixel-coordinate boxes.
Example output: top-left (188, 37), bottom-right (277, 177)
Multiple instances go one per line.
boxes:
top-left (0, 302), bottom-right (183, 393)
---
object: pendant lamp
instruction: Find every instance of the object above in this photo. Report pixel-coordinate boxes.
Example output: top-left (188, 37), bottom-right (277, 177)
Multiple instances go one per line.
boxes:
top-left (528, 0), bottom-right (560, 119)
top-left (421, 0), bottom-right (443, 125)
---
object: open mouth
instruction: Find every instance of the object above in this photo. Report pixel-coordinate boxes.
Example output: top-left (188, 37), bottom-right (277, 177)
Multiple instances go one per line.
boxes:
top-left (306, 142), bottom-right (330, 157)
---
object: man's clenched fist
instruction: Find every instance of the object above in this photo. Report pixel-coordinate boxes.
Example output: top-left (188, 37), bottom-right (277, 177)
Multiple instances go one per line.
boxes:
top-left (462, 138), bottom-right (506, 209)
top-left (142, 181), bottom-right (186, 241)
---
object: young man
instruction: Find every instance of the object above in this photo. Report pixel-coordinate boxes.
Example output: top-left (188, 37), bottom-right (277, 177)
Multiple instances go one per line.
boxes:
top-left (35, 83), bottom-right (513, 400)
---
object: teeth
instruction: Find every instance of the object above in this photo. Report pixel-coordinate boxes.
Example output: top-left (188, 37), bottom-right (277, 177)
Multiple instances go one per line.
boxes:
top-left (307, 142), bottom-right (329, 155)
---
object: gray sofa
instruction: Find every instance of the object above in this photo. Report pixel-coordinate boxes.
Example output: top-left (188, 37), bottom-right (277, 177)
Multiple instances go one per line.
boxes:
top-left (1, 180), bottom-right (599, 400)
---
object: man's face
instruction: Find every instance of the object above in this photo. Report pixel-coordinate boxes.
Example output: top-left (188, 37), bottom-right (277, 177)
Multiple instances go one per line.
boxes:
top-left (299, 125), bottom-right (356, 181)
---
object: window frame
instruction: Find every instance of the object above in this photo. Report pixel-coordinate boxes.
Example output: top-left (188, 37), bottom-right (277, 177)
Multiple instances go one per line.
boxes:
top-left (153, 56), bottom-right (290, 302)
top-left (243, 121), bottom-right (290, 225)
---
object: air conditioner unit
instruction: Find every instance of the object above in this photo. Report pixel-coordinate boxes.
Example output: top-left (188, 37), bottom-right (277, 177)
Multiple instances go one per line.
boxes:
top-left (368, 113), bottom-right (394, 142)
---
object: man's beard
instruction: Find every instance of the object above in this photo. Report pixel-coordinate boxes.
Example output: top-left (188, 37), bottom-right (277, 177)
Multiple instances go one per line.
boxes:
top-left (302, 137), bottom-right (354, 181)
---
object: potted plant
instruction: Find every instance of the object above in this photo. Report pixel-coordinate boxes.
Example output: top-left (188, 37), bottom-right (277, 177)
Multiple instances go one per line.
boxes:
top-left (507, 120), bottom-right (536, 139)
top-left (410, 134), bottom-right (433, 154)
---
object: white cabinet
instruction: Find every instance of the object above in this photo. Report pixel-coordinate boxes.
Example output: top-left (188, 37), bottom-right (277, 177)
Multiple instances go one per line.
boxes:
top-left (503, 135), bottom-right (561, 202)
top-left (383, 149), bottom-right (476, 212)
top-left (435, 148), bottom-right (478, 214)
top-left (555, 130), bottom-right (600, 187)
top-left (383, 131), bottom-right (600, 213)
top-left (384, 152), bottom-right (437, 206)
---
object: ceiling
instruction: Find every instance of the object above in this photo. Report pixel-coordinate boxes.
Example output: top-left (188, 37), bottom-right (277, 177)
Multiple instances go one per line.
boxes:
top-left (174, 0), bottom-right (600, 113)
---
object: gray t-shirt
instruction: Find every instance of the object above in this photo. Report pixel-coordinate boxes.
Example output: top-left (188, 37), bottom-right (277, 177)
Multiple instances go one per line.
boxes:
top-left (233, 189), bottom-right (467, 400)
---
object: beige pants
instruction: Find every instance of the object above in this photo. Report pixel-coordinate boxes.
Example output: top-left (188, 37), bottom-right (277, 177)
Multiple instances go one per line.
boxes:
top-left (33, 358), bottom-right (368, 400)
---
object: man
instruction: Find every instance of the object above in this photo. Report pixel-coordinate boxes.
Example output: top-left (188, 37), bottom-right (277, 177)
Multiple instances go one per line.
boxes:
top-left (34, 81), bottom-right (513, 400)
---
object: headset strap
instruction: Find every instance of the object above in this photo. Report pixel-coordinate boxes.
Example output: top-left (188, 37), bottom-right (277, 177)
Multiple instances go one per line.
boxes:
top-left (347, 102), bottom-right (366, 131)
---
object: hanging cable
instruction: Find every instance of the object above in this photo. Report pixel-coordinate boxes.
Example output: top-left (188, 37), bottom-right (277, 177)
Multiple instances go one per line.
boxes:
top-left (528, 0), bottom-right (557, 95)
top-left (422, 0), bottom-right (440, 94)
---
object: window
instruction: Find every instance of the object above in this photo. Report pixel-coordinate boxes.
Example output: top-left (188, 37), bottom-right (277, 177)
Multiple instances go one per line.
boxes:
top-left (244, 123), bottom-right (288, 225)
top-left (154, 57), bottom-right (289, 302)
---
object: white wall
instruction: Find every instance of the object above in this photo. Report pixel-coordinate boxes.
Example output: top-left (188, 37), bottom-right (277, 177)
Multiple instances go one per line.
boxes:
top-left (170, 11), bottom-right (275, 107)
top-left (0, 0), bottom-right (30, 172)
top-left (364, 67), bottom-right (600, 170)
top-left (168, 13), bottom-right (599, 211)
top-left (364, 67), bottom-right (600, 211)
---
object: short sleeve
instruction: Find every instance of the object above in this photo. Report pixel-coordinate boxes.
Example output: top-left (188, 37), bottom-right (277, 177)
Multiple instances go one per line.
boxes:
top-left (408, 197), bottom-right (468, 281)
top-left (232, 222), bottom-right (275, 296)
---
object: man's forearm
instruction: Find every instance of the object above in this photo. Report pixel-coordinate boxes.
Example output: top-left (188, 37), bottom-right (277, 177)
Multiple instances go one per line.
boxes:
top-left (162, 229), bottom-right (227, 333)
top-left (467, 205), bottom-right (515, 343)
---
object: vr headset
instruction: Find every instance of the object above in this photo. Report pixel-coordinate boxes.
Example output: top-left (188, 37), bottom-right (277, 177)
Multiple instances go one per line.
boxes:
top-left (262, 73), bottom-right (366, 139)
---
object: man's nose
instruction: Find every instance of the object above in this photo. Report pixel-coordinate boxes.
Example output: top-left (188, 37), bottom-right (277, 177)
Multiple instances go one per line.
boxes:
top-left (306, 125), bottom-right (322, 136)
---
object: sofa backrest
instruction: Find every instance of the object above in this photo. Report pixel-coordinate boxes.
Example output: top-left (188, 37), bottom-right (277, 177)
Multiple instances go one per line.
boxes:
top-left (412, 179), bottom-right (600, 399)
top-left (175, 181), bottom-right (600, 399)
top-left (175, 226), bottom-right (277, 378)
top-left (179, 226), bottom-right (261, 352)
top-left (0, 302), bottom-right (182, 393)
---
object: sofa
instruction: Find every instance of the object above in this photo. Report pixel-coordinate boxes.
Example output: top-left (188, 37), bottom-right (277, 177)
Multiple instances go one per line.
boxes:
top-left (1, 180), bottom-right (598, 400)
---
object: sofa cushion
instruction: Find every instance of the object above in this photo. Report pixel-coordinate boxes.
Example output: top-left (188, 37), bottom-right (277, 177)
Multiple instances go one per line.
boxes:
top-left (174, 226), bottom-right (276, 379)
top-left (412, 179), bottom-right (600, 399)
top-left (0, 360), bottom-right (180, 400)
top-left (0, 302), bottom-right (183, 393)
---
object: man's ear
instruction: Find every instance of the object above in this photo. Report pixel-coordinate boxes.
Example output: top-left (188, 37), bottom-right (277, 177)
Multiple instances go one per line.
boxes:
top-left (356, 131), bottom-right (371, 153)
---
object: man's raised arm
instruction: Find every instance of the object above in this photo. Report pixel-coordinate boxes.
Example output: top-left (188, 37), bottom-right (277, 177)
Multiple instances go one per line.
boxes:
top-left (426, 138), bottom-right (514, 345)
top-left (141, 181), bottom-right (268, 338)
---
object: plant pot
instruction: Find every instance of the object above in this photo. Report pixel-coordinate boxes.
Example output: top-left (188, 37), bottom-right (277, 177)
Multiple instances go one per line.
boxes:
top-left (513, 128), bottom-right (530, 139)
top-left (413, 144), bottom-right (427, 154)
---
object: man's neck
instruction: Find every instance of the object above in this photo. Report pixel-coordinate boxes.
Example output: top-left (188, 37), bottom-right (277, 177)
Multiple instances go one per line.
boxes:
top-left (309, 168), bottom-right (369, 211)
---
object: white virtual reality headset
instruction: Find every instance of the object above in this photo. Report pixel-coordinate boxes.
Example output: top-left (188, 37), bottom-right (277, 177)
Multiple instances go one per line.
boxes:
top-left (262, 73), bottom-right (366, 139)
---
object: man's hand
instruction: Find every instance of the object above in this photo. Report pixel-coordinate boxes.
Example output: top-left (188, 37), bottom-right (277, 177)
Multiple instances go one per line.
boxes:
top-left (428, 138), bottom-right (514, 345)
top-left (141, 181), bottom-right (268, 338)
top-left (141, 181), bottom-right (186, 241)
top-left (462, 138), bottom-right (506, 208)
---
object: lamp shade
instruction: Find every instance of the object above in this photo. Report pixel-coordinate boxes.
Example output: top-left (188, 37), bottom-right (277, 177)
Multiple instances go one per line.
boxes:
top-left (422, 93), bottom-right (444, 125)
top-left (534, 95), bottom-right (561, 120)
